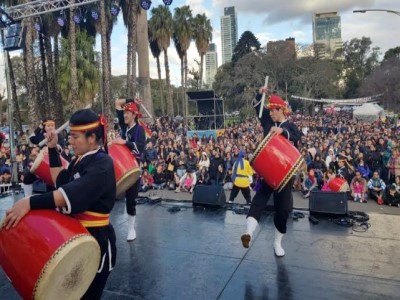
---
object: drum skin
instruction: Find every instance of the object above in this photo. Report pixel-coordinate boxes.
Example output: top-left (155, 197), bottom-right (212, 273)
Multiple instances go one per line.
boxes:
top-left (250, 133), bottom-right (304, 192)
top-left (30, 148), bottom-right (69, 187)
top-left (108, 144), bottom-right (141, 197)
top-left (0, 210), bottom-right (100, 300)
top-left (328, 177), bottom-right (350, 192)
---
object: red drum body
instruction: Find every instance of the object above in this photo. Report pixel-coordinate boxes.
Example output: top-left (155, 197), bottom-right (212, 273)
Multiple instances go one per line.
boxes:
top-left (108, 144), bottom-right (141, 197)
top-left (0, 210), bottom-right (100, 300)
top-left (328, 177), bottom-right (350, 192)
top-left (250, 133), bottom-right (304, 192)
top-left (30, 148), bottom-right (69, 186)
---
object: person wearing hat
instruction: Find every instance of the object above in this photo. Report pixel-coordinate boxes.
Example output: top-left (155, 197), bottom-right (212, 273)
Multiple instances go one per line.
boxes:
top-left (228, 150), bottom-right (253, 204)
top-left (241, 88), bottom-right (302, 257)
top-left (4, 109), bottom-right (117, 299)
top-left (114, 98), bottom-right (146, 241)
top-left (21, 118), bottom-right (64, 197)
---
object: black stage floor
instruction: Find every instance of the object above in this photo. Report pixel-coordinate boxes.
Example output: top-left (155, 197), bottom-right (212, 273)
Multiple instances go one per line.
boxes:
top-left (1, 191), bottom-right (400, 299)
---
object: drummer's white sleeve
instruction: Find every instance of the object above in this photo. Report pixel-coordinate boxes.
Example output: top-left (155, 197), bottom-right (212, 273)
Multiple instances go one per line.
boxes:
top-left (58, 187), bottom-right (71, 214)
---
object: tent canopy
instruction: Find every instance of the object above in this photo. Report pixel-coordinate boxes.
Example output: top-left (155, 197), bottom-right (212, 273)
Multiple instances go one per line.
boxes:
top-left (353, 103), bottom-right (383, 122)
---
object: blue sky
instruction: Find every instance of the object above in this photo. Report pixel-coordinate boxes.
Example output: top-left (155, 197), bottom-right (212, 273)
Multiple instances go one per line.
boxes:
top-left (1, 0), bottom-right (399, 93)
top-left (106, 0), bottom-right (400, 84)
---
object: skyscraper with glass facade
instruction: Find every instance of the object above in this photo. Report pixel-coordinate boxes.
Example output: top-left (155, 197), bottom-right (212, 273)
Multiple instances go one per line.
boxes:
top-left (313, 12), bottom-right (343, 59)
top-left (205, 43), bottom-right (218, 89)
top-left (221, 6), bottom-right (238, 64)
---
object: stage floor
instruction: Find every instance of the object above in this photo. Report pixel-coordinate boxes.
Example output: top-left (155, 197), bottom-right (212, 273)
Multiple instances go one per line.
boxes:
top-left (1, 191), bottom-right (400, 299)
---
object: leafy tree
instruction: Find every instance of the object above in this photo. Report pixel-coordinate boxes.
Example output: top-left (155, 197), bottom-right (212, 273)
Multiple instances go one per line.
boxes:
top-left (383, 46), bottom-right (400, 62)
top-left (192, 13), bottom-right (212, 89)
top-left (232, 31), bottom-right (261, 64)
top-left (342, 37), bottom-right (380, 98)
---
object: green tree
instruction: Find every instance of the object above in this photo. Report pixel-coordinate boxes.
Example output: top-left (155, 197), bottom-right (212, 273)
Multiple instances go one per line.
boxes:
top-left (149, 5), bottom-right (174, 116)
top-left (173, 5), bottom-right (193, 117)
top-left (192, 13), bottom-right (212, 89)
top-left (343, 37), bottom-right (380, 98)
top-left (232, 31), bottom-right (261, 64)
top-left (383, 46), bottom-right (400, 62)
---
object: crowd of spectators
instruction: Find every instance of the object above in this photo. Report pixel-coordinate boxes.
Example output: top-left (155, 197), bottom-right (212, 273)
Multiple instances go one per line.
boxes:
top-left (1, 109), bottom-right (399, 207)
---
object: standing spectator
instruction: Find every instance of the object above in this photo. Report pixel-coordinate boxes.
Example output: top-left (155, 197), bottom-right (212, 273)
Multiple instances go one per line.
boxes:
top-left (209, 151), bottom-right (224, 184)
top-left (228, 150), bottom-right (253, 204)
top-left (143, 141), bottom-right (157, 169)
top-left (387, 147), bottom-right (400, 183)
top-left (186, 149), bottom-right (198, 171)
top-left (367, 171), bottom-right (386, 205)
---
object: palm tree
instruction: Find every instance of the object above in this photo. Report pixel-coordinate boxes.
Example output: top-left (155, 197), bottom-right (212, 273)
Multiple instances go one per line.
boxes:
top-left (149, 30), bottom-right (164, 115)
top-left (192, 13), bottom-right (213, 89)
top-left (149, 5), bottom-right (173, 116)
top-left (173, 5), bottom-right (193, 118)
top-left (120, 0), bottom-right (139, 98)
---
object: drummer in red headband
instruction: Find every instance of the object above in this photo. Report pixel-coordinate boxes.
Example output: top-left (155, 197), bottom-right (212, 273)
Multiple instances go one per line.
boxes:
top-left (241, 88), bottom-right (302, 257)
top-left (114, 98), bottom-right (146, 241)
top-left (4, 108), bottom-right (117, 299)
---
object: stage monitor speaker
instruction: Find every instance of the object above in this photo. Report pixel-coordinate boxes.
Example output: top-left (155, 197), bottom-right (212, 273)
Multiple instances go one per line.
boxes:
top-left (192, 185), bottom-right (226, 207)
top-left (309, 191), bottom-right (348, 215)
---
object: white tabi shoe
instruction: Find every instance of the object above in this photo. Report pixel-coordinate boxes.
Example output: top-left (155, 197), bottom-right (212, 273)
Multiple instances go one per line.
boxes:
top-left (127, 215), bottom-right (137, 241)
top-left (274, 227), bottom-right (285, 257)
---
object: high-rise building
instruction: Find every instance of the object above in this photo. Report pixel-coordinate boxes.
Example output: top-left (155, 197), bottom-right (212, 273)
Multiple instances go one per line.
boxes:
top-left (313, 12), bottom-right (343, 59)
top-left (205, 43), bottom-right (218, 89)
top-left (221, 6), bottom-right (238, 64)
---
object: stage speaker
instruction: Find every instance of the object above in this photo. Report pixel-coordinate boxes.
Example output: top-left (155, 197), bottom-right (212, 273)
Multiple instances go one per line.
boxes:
top-left (309, 191), bottom-right (348, 215)
top-left (192, 185), bottom-right (226, 207)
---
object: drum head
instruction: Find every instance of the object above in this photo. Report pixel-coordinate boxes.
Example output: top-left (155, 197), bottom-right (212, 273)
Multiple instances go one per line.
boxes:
top-left (33, 234), bottom-right (100, 300)
top-left (116, 168), bottom-right (141, 198)
top-left (30, 149), bottom-right (46, 173)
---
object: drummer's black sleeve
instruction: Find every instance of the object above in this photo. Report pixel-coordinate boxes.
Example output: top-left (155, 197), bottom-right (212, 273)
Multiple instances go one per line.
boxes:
top-left (280, 122), bottom-right (302, 145)
top-left (57, 160), bottom-right (114, 214)
top-left (116, 109), bottom-right (127, 139)
top-left (125, 125), bottom-right (146, 156)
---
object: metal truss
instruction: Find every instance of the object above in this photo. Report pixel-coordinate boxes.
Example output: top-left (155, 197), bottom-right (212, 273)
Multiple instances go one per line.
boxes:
top-left (3, 0), bottom-right (100, 21)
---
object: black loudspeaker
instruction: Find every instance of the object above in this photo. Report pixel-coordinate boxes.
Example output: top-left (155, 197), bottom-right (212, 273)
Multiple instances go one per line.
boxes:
top-left (192, 185), bottom-right (226, 207)
top-left (309, 191), bottom-right (348, 215)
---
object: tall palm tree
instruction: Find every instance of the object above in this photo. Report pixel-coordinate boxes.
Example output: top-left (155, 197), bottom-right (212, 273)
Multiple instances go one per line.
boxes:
top-left (120, 0), bottom-right (139, 98)
top-left (149, 30), bottom-right (164, 115)
top-left (173, 5), bottom-right (193, 118)
top-left (192, 13), bottom-right (213, 89)
top-left (68, 1), bottom-right (79, 110)
top-left (149, 5), bottom-right (173, 116)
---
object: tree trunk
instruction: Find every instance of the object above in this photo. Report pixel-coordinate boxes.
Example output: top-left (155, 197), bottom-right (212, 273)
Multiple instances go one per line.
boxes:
top-left (53, 34), bottom-right (64, 123)
top-left (38, 29), bottom-right (50, 114)
top-left (45, 33), bottom-right (61, 124)
top-left (24, 18), bottom-right (40, 126)
top-left (7, 51), bottom-right (22, 132)
top-left (180, 57), bottom-right (184, 118)
top-left (164, 50), bottom-right (173, 116)
top-left (157, 57), bottom-right (164, 115)
top-left (100, 0), bottom-right (113, 128)
top-left (137, 8), bottom-right (153, 119)
top-left (184, 53), bottom-right (188, 118)
top-left (69, 4), bottom-right (79, 110)
top-left (199, 54), bottom-right (204, 89)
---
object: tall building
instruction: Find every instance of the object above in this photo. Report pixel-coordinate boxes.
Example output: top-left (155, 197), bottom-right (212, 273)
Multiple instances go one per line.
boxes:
top-left (221, 6), bottom-right (238, 64)
top-left (205, 43), bottom-right (218, 89)
top-left (313, 12), bottom-right (343, 59)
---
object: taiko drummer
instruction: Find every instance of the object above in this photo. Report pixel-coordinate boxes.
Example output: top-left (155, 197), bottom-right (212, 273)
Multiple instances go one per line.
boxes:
top-left (241, 88), bottom-right (302, 257)
top-left (4, 109), bottom-right (117, 299)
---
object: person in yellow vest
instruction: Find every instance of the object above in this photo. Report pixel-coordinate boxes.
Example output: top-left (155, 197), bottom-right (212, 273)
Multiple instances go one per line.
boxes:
top-left (228, 150), bottom-right (254, 204)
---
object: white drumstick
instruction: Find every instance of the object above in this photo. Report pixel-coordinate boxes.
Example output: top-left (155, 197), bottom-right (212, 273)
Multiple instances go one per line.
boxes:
top-left (259, 75), bottom-right (269, 119)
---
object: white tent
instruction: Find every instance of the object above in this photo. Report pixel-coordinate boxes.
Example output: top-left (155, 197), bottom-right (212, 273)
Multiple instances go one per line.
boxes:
top-left (353, 103), bottom-right (384, 122)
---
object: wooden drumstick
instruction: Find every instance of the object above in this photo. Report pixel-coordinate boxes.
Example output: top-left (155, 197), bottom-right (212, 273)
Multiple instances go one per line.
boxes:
top-left (259, 75), bottom-right (269, 119)
top-left (135, 92), bottom-right (154, 120)
top-left (38, 104), bottom-right (92, 148)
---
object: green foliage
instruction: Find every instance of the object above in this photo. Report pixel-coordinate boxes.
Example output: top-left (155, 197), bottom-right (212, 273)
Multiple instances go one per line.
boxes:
top-left (59, 31), bottom-right (100, 108)
top-left (383, 46), bottom-right (400, 62)
top-left (342, 37), bottom-right (380, 98)
top-left (232, 31), bottom-right (261, 64)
